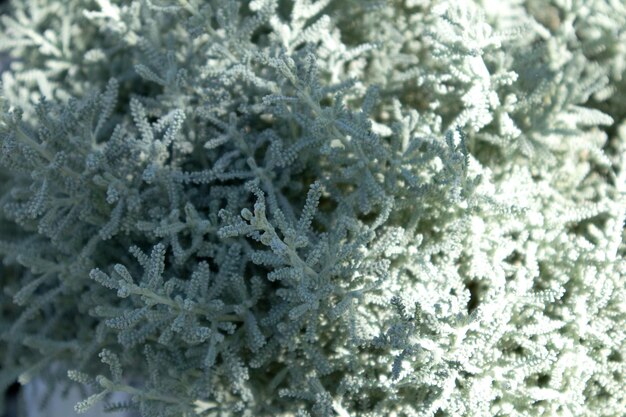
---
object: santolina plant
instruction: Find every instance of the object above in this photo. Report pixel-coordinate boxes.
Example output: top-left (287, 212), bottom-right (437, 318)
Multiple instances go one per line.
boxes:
top-left (0, 0), bottom-right (624, 416)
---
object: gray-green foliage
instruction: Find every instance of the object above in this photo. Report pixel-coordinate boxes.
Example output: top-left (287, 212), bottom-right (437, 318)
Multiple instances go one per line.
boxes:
top-left (0, 0), bottom-right (624, 416)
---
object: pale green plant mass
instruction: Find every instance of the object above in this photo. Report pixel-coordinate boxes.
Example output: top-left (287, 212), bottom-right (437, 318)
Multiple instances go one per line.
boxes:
top-left (0, 1), bottom-right (624, 416)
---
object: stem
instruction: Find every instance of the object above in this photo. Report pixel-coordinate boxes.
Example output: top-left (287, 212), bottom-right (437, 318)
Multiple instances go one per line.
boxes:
top-left (178, 0), bottom-right (198, 16)
top-left (114, 383), bottom-right (184, 406)
top-left (13, 124), bottom-right (82, 181)
top-left (135, 286), bottom-right (243, 322)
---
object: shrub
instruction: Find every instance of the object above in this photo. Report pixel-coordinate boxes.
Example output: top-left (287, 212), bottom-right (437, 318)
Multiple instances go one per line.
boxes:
top-left (0, 1), bottom-right (624, 416)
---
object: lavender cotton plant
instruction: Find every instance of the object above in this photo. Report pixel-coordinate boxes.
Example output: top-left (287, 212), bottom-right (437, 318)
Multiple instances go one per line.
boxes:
top-left (0, 1), bottom-right (624, 416)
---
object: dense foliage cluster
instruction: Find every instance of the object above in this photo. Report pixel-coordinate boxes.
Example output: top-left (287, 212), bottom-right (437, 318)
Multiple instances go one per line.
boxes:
top-left (0, 1), bottom-right (624, 416)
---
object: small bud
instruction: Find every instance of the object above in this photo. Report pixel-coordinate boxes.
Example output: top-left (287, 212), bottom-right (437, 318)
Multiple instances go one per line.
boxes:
top-left (241, 208), bottom-right (253, 221)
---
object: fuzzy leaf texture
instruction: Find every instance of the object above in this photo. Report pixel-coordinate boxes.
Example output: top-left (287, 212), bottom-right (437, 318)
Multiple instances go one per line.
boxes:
top-left (0, 0), bottom-right (624, 416)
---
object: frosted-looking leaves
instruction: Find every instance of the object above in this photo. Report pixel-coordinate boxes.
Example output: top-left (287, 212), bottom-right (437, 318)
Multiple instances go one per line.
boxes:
top-left (296, 181), bottom-right (322, 236)
top-left (0, 0), bottom-right (625, 417)
top-left (94, 78), bottom-right (119, 137)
